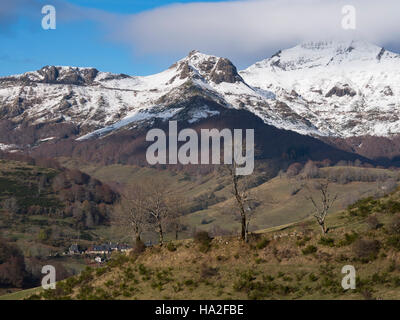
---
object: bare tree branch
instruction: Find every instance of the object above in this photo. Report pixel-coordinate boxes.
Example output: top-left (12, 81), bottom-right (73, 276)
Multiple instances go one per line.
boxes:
top-left (305, 180), bottom-right (337, 234)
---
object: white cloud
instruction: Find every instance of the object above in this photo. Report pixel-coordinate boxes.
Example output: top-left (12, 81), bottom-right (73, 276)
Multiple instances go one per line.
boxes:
top-left (108, 0), bottom-right (400, 67)
top-left (3, 0), bottom-right (400, 69)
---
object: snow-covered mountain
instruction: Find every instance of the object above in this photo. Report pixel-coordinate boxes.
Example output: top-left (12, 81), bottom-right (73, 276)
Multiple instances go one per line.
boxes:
top-left (1, 40), bottom-right (400, 152)
top-left (240, 40), bottom-right (400, 137)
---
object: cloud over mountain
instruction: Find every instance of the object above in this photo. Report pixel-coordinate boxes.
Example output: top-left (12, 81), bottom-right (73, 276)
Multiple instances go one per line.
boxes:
top-left (2, 0), bottom-right (400, 70)
top-left (112, 0), bottom-right (400, 66)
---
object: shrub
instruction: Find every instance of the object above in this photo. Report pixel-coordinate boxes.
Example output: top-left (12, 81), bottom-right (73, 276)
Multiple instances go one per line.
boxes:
top-left (383, 199), bottom-right (400, 214)
top-left (78, 267), bottom-right (94, 284)
top-left (387, 260), bottom-right (396, 273)
top-left (308, 273), bottom-right (318, 282)
top-left (348, 197), bottom-right (376, 210)
top-left (173, 282), bottom-right (183, 293)
top-left (184, 279), bottom-right (196, 287)
top-left (166, 242), bottom-right (176, 252)
top-left (105, 280), bottom-right (114, 288)
top-left (194, 231), bottom-right (212, 244)
top-left (296, 240), bottom-right (306, 247)
top-left (387, 235), bottom-right (400, 251)
top-left (95, 267), bottom-right (108, 277)
top-left (338, 232), bottom-right (359, 246)
top-left (233, 270), bottom-right (257, 292)
top-left (200, 265), bottom-right (219, 279)
top-left (360, 288), bottom-right (375, 300)
top-left (107, 253), bottom-right (129, 268)
top-left (255, 258), bottom-right (265, 264)
top-left (302, 245), bottom-right (317, 255)
top-left (256, 238), bottom-right (270, 250)
top-left (37, 228), bottom-right (52, 243)
top-left (137, 264), bottom-right (152, 280)
top-left (393, 277), bottom-right (400, 287)
top-left (194, 231), bottom-right (212, 253)
top-left (318, 237), bottom-right (335, 247)
top-left (348, 197), bottom-right (379, 217)
top-left (353, 239), bottom-right (381, 262)
top-left (366, 215), bottom-right (381, 230)
top-left (387, 214), bottom-right (400, 234)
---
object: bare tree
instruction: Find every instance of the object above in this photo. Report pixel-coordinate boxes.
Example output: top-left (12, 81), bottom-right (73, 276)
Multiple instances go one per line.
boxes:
top-left (112, 185), bottom-right (148, 243)
top-left (226, 162), bottom-right (258, 242)
top-left (302, 160), bottom-right (319, 179)
top-left (305, 180), bottom-right (337, 234)
top-left (114, 180), bottom-right (182, 246)
top-left (37, 175), bottom-right (48, 196)
top-left (142, 179), bottom-right (171, 246)
top-left (166, 196), bottom-right (186, 240)
top-left (2, 197), bottom-right (19, 214)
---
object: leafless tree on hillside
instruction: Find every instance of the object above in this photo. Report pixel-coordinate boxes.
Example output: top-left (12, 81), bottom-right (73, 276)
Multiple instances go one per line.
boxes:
top-left (112, 185), bottom-right (149, 243)
top-left (141, 179), bottom-right (172, 246)
top-left (305, 180), bottom-right (337, 234)
top-left (225, 161), bottom-right (258, 242)
top-left (114, 179), bottom-right (181, 246)
top-left (166, 196), bottom-right (187, 240)
top-left (301, 160), bottom-right (319, 179)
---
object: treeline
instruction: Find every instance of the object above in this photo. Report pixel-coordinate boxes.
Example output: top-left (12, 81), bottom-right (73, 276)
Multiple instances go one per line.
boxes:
top-left (0, 237), bottom-right (72, 290)
top-left (0, 237), bottom-right (28, 288)
top-left (0, 151), bottom-right (118, 230)
top-left (285, 159), bottom-right (399, 185)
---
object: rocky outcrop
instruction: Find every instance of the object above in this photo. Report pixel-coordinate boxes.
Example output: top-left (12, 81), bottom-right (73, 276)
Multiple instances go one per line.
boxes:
top-left (177, 52), bottom-right (243, 84)
top-left (209, 58), bottom-right (243, 84)
top-left (325, 84), bottom-right (356, 98)
top-left (38, 66), bottom-right (99, 85)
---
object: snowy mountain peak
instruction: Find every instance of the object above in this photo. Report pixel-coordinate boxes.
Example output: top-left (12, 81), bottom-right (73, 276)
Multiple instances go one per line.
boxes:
top-left (240, 40), bottom-right (400, 138)
top-left (170, 50), bottom-right (244, 85)
top-left (298, 40), bottom-right (398, 63)
top-left (299, 40), bottom-right (376, 51)
top-left (247, 40), bottom-right (399, 72)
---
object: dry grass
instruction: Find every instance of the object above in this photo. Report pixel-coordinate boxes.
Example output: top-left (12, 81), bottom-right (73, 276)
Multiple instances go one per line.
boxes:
top-left (22, 201), bottom-right (400, 300)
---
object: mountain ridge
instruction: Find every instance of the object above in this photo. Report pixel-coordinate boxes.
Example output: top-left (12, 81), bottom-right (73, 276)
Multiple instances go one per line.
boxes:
top-left (1, 40), bottom-right (400, 162)
top-left (241, 40), bottom-right (400, 138)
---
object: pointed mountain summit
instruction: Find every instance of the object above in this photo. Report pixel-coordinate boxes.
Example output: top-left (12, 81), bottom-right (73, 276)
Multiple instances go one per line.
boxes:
top-left (169, 50), bottom-right (244, 85)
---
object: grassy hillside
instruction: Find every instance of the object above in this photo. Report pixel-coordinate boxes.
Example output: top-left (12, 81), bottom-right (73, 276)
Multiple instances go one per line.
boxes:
top-left (0, 286), bottom-right (43, 300)
top-left (22, 186), bottom-right (400, 300)
top-left (59, 158), bottom-right (399, 237)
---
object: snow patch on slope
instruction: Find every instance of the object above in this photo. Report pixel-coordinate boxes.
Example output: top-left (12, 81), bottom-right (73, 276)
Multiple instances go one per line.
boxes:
top-left (77, 107), bottom-right (184, 140)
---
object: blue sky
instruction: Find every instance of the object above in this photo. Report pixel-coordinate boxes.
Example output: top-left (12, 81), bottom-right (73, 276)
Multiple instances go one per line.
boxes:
top-left (1, 0), bottom-right (400, 77)
top-left (1, 0), bottom-right (226, 76)
top-left (65, 0), bottom-right (228, 13)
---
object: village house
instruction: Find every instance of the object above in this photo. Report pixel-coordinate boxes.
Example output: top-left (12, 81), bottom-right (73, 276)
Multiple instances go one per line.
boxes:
top-left (86, 242), bottom-right (131, 255)
top-left (68, 244), bottom-right (80, 255)
top-left (94, 256), bottom-right (105, 264)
